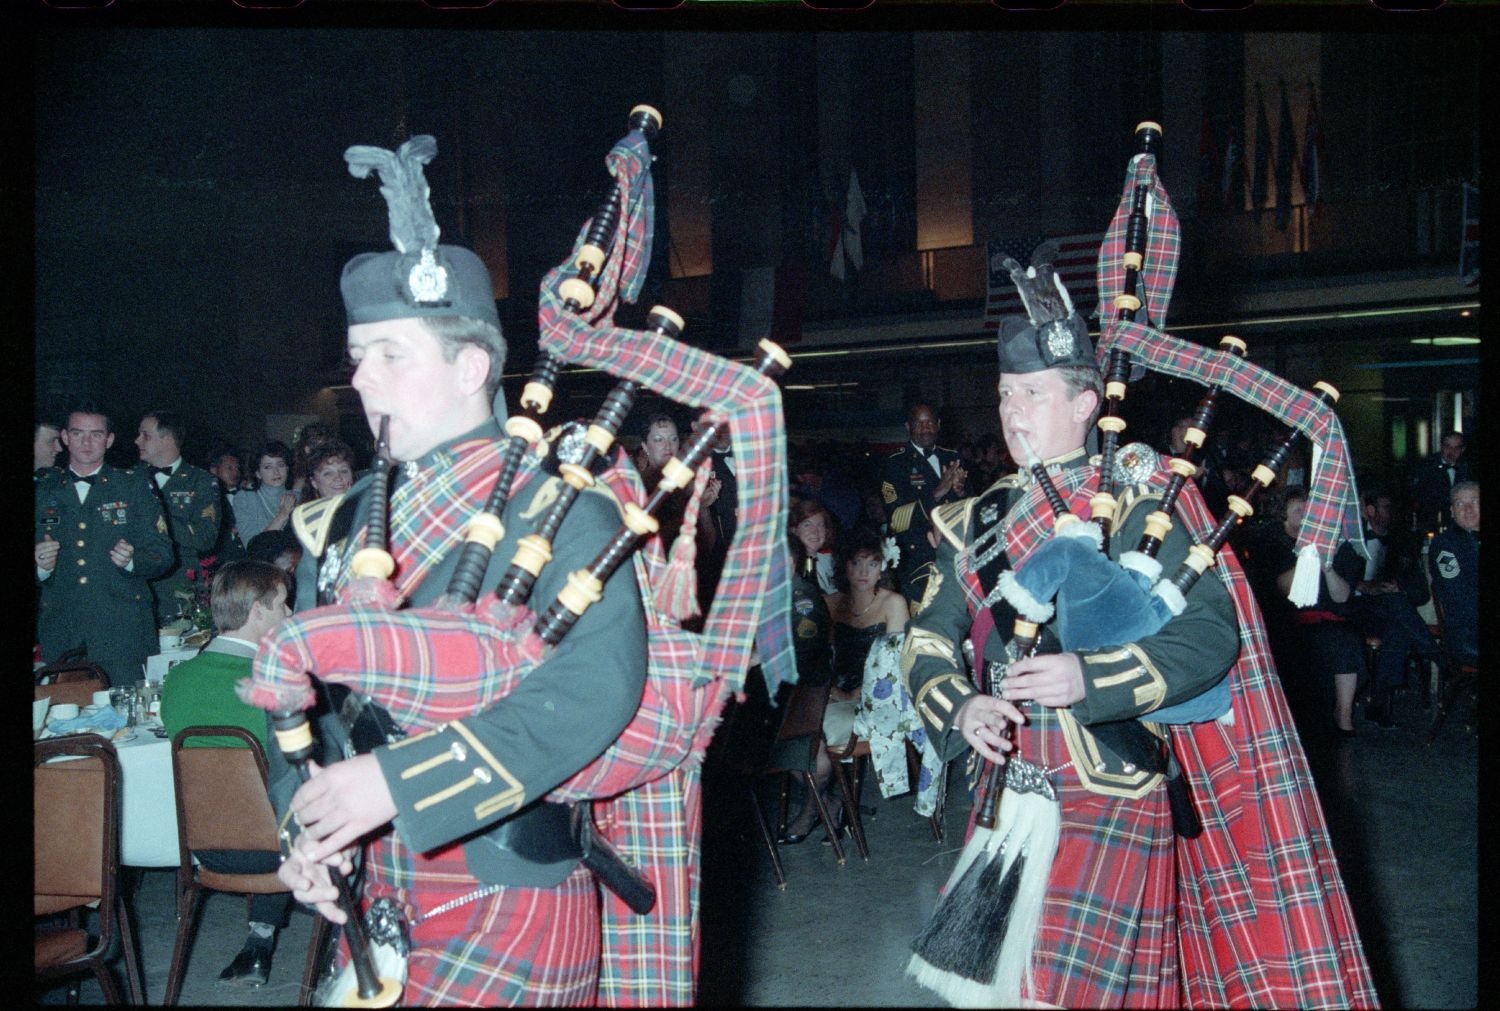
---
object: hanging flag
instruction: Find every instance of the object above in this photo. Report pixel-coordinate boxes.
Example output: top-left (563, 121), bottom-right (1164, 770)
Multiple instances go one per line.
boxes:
top-left (983, 232), bottom-right (1105, 331)
top-left (1275, 80), bottom-right (1297, 232)
top-left (1197, 107), bottom-right (1221, 213)
top-left (1460, 182), bottom-right (1480, 286)
top-left (1252, 83), bottom-right (1271, 221)
top-left (843, 169), bottom-right (867, 274)
top-left (1302, 81), bottom-right (1323, 216)
top-left (741, 264), bottom-right (809, 344)
top-left (827, 188), bottom-right (845, 281)
top-left (1221, 112), bottom-right (1246, 212)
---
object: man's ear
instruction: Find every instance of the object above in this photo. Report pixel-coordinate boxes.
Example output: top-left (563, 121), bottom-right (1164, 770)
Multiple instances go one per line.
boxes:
top-left (455, 344), bottom-right (491, 398)
top-left (105, 432), bottom-right (116, 450)
top-left (1072, 388), bottom-right (1101, 425)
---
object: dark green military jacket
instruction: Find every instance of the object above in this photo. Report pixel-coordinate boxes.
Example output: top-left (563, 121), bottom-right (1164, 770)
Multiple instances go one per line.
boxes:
top-left (35, 465), bottom-right (174, 685)
top-left (136, 460), bottom-right (223, 620)
top-left (882, 441), bottom-right (962, 599)
top-left (901, 448), bottom-right (1239, 799)
top-left (288, 419), bottom-right (647, 887)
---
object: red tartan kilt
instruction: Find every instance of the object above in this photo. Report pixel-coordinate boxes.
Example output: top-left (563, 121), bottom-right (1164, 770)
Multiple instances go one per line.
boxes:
top-left (359, 833), bottom-right (601, 1007)
top-left (1016, 716), bottom-right (1178, 1008)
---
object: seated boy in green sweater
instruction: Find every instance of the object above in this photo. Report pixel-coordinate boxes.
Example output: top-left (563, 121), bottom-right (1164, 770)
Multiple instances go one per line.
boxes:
top-left (160, 559), bottom-right (293, 988)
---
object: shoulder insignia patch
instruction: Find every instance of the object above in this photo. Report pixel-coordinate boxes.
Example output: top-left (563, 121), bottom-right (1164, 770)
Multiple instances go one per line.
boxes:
top-left (292, 492), bottom-right (347, 558)
top-left (881, 480), bottom-right (897, 505)
top-left (520, 477), bottom-right (563, 521)
top-left (915, 568), bottom-right (943, 616)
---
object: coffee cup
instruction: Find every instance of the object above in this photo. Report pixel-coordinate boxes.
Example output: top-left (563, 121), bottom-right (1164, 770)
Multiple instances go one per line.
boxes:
top-left (92, 689), bottom-right (113, 708)
top-left (50, 703), bottom-right (80, 722)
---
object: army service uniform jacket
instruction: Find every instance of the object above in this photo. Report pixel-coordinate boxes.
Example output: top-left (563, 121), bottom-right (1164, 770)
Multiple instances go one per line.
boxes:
top-left (882, 442), bottom-right (962, 600)
top-left (901, 448), bottom-right (1239, 798)
top-left (288, 419), bottom-right (647, 888)
top-left (137, 460), bottom-right (223, 620)
top-left (35, 465), bottom-right (174, 686)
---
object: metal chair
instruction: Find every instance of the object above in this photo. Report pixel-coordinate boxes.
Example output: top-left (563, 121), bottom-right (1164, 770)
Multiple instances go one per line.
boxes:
top-left (715, 678), bottom-right (848, 887)
top-left (163, 725), bottom-right (329, 1005)
top-left (34, 734), bottom-right (145, 1005)
top-left (1427, 595), bottom-right (1478, 743)
top-left (34, 661), bottom-right (109, 708)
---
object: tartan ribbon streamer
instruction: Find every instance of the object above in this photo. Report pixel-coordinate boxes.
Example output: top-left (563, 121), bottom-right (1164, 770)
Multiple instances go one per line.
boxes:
top-left (533, 120), bottom-right (791, 1007)
top-left (1095, 152), bottom-right (1182, 328)
top-left (556, 127), bottom-right (655, 326)
top-left (1166, 476), bottom-right (1379, 1004)
top-left (1100, 319), bottom-right (1363, 567)
top-left (535, 302), bottom-right (794, 699)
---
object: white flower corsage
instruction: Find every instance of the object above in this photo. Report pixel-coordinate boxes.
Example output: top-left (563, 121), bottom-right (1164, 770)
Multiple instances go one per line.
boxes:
top-left (881, 536), bottom-right (900, 571)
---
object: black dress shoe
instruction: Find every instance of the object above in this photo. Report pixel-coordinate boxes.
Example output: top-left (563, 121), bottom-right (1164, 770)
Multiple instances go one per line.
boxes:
top-left (218, 942), bottom-right (273, 988)
top-left (777, 828), bottom-right (813, 845)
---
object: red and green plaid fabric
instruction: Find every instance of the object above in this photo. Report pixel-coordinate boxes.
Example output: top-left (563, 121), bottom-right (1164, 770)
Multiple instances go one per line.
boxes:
top-left (532, 125), bottom-right (791, 1005)
top-left (964, 463), bottom-right (1377, 1006)
top-left (1100, 319), bottom-right (1363, 572)
top-left (1166, 479), bottom-right (1378, 1007)
top-left (364, 838), bottom-right (602, 1006)
top-left (1095, 152), bottom-right (1182, 328)
top-left (535, 315), bottom-right (792, 694)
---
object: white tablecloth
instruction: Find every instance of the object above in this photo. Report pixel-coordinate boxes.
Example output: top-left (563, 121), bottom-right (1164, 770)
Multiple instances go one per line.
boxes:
top-left (103, 729), bottom-right (181, 867)
top-left (117, 729), bottom-right (179, 867)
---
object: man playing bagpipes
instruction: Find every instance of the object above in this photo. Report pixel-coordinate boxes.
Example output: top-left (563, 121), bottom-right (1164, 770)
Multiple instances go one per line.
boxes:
top-left (903, 124), bottom-right (1377, 1008)
top-left (256, 112), bottom-right (795, 1006)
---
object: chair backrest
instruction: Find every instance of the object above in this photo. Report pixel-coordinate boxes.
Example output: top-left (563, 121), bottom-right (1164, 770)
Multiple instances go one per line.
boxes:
top-left (50, 662), bottom-right (110, 685)
top-left (35, 735), bottom-right (120, 922)
top-left (35, 677), bottom-right (108, 708)
top-left (775, 681), bottom-right (831, 744)
top-left (171, 726), bottom-right (280, 855)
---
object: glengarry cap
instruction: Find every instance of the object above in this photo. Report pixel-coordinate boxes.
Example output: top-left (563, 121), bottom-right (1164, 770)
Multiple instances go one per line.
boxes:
top-left (340, 135), bottom-right (500, 330)
top-left (995, 258), bottom-right (1094, 374)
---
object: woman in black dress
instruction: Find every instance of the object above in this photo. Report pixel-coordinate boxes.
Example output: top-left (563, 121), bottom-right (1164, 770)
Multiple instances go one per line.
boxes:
top-left (779, 526), bottom-right (908, 843)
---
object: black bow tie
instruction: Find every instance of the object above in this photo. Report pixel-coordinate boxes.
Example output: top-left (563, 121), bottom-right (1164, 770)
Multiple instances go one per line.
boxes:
top-left (71, 472), bottom-right (97, 486)
top-left (152, 466), bottom-right (172, 478)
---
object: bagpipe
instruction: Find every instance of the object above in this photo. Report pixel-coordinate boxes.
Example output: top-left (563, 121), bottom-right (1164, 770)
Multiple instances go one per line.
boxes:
top-left (908, 120), bottom-right (1364, 1009)
top-left (241, 106), bottom-right (793, 1007)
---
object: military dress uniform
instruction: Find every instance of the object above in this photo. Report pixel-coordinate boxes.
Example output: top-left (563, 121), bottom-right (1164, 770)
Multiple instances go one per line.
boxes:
top-left (287, 417), bottom-right (646, 1005)
top-left (139, 459), bottom-right (223, 622)
top-left (35, 466), bottom-right (173, 686)
top-left (882, 441), bottom-right (962, 602)
top-left (1428, 524), bottom-right (1479, 662)
top-left (902, 450), bottom-right (1240, 1005)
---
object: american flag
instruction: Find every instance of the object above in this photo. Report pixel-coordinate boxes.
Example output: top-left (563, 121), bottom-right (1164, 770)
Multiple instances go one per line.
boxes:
top-left (982, 233), bottom-right (1105, 331)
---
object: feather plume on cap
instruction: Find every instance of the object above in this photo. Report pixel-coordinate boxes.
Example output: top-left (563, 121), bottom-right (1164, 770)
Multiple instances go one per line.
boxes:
top-left (1003, 257), bottom-right (1072, 329)
top-left (344, 135), bottom-right (441, 256)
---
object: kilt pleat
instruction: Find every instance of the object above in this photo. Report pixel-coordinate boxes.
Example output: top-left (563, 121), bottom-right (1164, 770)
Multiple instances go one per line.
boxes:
top-left (359, 834), bottom-right (601, 1007)
top-left (1026, 750), bottom-right (1177, 1008)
